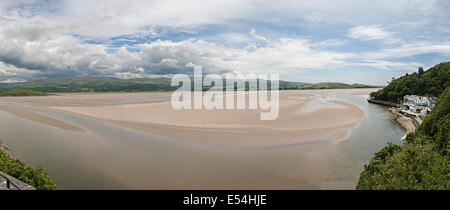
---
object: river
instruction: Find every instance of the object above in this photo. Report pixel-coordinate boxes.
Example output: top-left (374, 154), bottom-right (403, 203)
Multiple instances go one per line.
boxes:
top-left (0, 90), bottom-right (405, 189)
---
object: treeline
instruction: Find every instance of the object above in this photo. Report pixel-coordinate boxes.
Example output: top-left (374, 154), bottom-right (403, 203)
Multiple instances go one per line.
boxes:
top-left (0, 76), bottom-right (305, 92)
top-left (370, 62), bottom-right (450, 103)
top-left (295, 82), bottom-right (377, 90)
top-left (0, 89), bottom-right (47, 96)
top-left (0, 144), bottom-right (58, 190)
top-left (357, 70), bottom-right (449, 190)
top-left (0, 77), bottom-right (178, 92)
top-left (0, 76), bottom-right (379, 92)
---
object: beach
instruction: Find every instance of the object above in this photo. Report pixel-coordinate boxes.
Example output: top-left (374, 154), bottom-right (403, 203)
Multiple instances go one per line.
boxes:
top-left (388, 107), bottom-right (418, 140)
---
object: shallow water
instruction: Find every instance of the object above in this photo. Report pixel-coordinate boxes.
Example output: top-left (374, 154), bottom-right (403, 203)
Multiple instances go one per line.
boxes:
top-left (0, 91), bottom-right (405, 189)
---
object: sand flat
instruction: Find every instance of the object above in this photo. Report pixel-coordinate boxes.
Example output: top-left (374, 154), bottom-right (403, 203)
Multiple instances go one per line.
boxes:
top-left (0, 89), bottom-right (374, 147)
top-left (0, 105), bottom-right (84, 132)
top-left (0, 89), bottom-right (390, 189)
top-left (44, 89), bottom-right (371, 147)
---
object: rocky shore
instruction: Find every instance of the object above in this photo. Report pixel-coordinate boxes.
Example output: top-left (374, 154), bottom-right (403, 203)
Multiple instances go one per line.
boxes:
top-left (0, 140), bottom-right (9, 154)
top-left (389, 107), bottom-right (417, 140)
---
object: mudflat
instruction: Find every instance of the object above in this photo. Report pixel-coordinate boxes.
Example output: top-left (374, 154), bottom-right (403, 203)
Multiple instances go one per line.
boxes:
top-left (0, 89), bottom-right (374, 147)
top-left (0, 88), bottom-right (396, 189)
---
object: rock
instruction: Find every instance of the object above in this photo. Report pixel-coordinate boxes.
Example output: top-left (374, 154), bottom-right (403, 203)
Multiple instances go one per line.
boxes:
top-left (0, 140), bottom-right (9, 154)
top-left (389, 108), bottom-right (416, 141)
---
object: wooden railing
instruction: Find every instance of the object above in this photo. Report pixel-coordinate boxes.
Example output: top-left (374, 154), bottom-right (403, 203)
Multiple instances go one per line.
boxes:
top-left (0, 172), bottom-right (23, 190)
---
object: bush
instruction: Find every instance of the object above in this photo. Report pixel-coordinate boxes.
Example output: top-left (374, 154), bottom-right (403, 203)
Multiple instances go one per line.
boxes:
top-left (0, 149), bottom-right (58, 190)
top-left (0, 89), bottom-right (47, 96)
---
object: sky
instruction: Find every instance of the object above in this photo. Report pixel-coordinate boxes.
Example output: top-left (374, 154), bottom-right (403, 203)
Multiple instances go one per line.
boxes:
top-left (0, 0), bottom-right (449, 85)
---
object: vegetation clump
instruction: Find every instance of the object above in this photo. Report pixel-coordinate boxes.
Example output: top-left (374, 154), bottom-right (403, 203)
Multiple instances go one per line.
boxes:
top-left (0, 143), bottom-right (58, 190)
top-left (298, 82), bottom-right (377, 90)
top-left (0, 89), bottom-right (47, 96)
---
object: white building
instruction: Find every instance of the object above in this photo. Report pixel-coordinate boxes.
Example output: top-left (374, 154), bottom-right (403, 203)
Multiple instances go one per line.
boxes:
top-left (402, 95), bottom-right (436, 116)
top-left (403, 95), bottom-right (436, 108)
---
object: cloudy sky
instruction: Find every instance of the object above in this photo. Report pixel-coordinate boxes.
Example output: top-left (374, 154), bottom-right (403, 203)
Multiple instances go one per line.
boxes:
top-left (0, 0), bottom-right (449, 85)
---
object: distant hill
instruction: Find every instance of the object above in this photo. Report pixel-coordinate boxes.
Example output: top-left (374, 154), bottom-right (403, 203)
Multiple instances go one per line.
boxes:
top-left (370, 62), bottom-right (450, 103)
top-left (0, 76), bottom-right (177, 92)
top-left (296, 82), bottom-right (378, 90)
top-left (0, 76), bottom-right (377, 92)
top-left (0, 76), bottom-right (310, 92)
top-left (278, 80), bottom-right (310, 88)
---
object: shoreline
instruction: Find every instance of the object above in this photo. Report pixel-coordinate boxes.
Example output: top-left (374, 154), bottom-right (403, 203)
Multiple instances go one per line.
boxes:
top-left (0, 140), bottom-right (8, 153)
top-left (388, 107), bottom-right (417, 140)
top-left (367, 98), bottom-right (399, 107)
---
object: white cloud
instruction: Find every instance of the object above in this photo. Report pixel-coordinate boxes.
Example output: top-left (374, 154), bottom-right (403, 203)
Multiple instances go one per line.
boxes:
top-left (0, 16), bottom-right (354, 81)
top-left (249, 28), bottom-right (269, 43)
top-left (362, 42), bottom-right (450, 59)
top-left (347, 25), bottom-right (391, 40)
top-left (1, 15), bottom-right (449, 83)
top-left (0, 61), bottom-right (37, 80)
top-left (1, 0), bottom-right (446, 38)
top-left (47, 0), bottom-right (254, 37)
top-left (348, 60), bottom-right (423, 71)
top-left (0, 0), bottom-right (448, 84)
top-left (0, 78), bottom-right (26, 83)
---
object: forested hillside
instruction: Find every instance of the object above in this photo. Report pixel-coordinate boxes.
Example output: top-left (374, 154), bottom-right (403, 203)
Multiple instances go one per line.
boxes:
top-left (298, 82), bottom-right (377, 90)
top-left (370, 62), bottom-right (450, 103)
top-left (0, 89), bottom-right (47, 96)
top-left (357, 63), bottom-right (449, 190)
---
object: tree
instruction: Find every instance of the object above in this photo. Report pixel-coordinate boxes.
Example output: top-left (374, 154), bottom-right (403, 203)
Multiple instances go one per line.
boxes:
top-left (418, 67), bottom-right (425, 76)
top-left (400, 87), bottom-right (410, 96)
top-left (387, 91), bottom-right (397, 101)
top-left (369, 62), bottom-right (450, 103)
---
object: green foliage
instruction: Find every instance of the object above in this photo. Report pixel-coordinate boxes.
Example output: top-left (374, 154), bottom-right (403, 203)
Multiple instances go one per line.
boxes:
top-left (0, 76), bottom-right (313, 92)
top-left (357, 140), bottom-right (449, 190)
top-left (370, 62), bottom-right (450, 102)
top-left (0, 149), bottom-right (57, 190)
top-left (297, 82), bottom-right (377, 90)
top-left (0, 76), bottom-right (377, 92)
top-left (357, 86), bottom-right (450, 190)
top-left (0, 89), bottom-right (47, 96)
top-left (417, 85), bottom-right (450, 155)
top-left (0, 76), bottom-right (179, 92)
